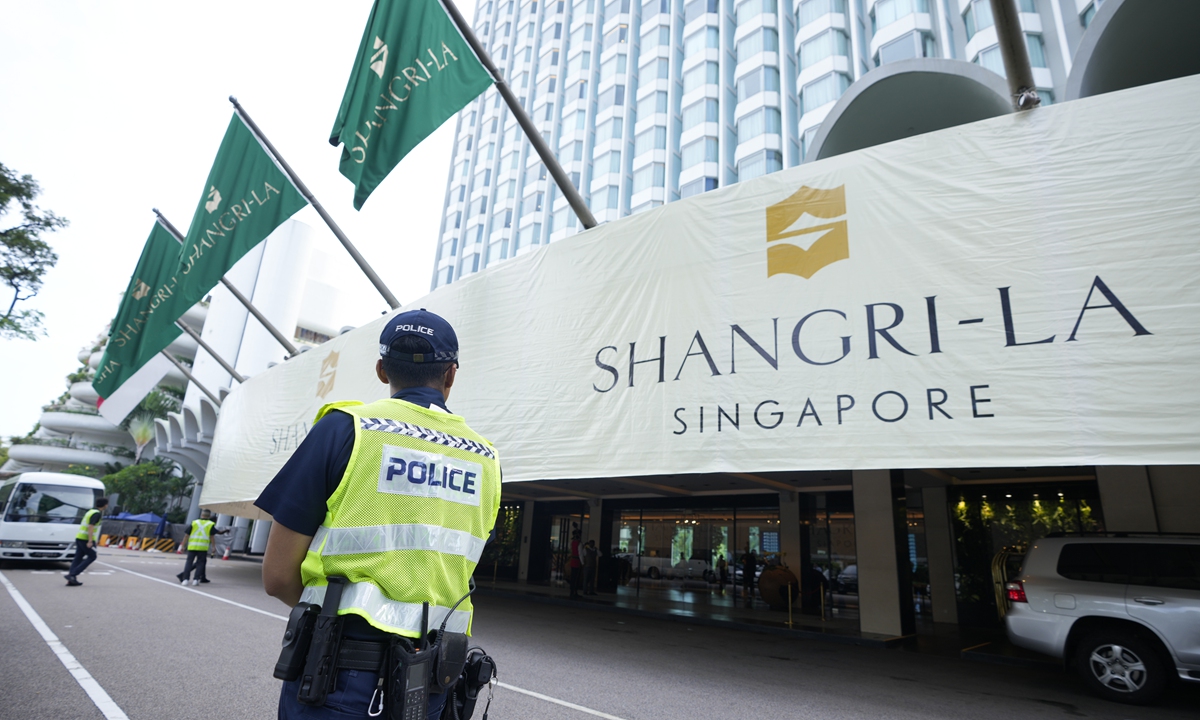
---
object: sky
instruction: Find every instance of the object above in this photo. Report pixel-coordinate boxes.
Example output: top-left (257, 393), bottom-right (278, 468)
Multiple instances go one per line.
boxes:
top-left (0, 0), bottom-right (477, 439)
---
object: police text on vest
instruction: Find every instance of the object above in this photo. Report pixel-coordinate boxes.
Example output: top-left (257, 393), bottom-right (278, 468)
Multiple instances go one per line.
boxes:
top-left (377, 445), bottom-right (483, 506)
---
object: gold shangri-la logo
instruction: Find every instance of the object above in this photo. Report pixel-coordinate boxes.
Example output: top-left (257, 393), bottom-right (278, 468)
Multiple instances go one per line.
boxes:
top-left (765, 185), bottom-right (848, 279)
top-left (317, 351), bottom-right (339, 399)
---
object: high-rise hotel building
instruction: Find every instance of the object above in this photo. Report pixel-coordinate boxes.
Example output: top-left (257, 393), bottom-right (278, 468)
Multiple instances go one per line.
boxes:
top-left (432, 0), bottom-right (1105, 289)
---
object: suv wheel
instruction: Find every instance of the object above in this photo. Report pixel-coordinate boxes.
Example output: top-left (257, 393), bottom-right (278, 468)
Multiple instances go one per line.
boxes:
top-left (1074, 630), bottom-right (1167, 704)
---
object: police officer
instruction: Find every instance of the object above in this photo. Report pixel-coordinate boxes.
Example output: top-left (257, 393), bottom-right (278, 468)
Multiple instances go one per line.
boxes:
top-left (256, 309), bottom-right (501, 720)
top-left (65, 497), bottom-right (108, 586)
top-left (177, 509), bottom-right (228, 585)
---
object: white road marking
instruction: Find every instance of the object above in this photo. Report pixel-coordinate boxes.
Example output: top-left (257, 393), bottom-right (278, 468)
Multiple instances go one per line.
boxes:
top-left (100, 562), bottom-right (628, 719)
top-left (0, 570), bottom-right (130, 720)
top-left (497, 683), bottom-right (630, 720)
top-left (96, 562), bottom-right (289, 621)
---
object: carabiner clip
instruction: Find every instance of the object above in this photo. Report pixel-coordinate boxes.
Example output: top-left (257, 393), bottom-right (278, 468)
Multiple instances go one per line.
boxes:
top-left (368, 677), bottom-right (384, 717)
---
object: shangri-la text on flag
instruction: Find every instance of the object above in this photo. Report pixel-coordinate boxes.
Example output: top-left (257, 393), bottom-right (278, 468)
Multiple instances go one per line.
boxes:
top-left (174, 113), bottom-right (308, 310)
top-left (92, 222), bottom-right (184, 415)
top-left (331, 0), bottom-right (493, 209)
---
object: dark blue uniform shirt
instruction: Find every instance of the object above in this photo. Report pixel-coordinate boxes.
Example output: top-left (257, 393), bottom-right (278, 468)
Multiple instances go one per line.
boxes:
top-left (254, 386), bottom-right (450, 536)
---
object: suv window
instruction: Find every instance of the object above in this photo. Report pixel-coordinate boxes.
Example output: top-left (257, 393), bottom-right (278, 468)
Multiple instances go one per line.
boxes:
top-left (1058, 542), bottom-right (1200, 591)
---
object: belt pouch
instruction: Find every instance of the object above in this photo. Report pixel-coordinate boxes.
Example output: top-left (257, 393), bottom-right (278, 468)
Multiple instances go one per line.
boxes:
top-left (434, 632), bottom-right (469, 691)
top-left (297, 577), bottom-right (348, 706)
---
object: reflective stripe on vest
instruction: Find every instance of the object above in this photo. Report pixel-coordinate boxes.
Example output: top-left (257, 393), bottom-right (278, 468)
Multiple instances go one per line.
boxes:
top-left (188, 519), bottom-right (214, 551)
top-left (76, 509), bottom-right (99, 541)
top-left (300, 582), bottom-right (471, 636)
top-left (310, 524), bottom-right (486, 563)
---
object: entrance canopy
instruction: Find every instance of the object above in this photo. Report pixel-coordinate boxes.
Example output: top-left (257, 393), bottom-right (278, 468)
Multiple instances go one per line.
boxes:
top-left (201, 76), bottom-right (1200, 518)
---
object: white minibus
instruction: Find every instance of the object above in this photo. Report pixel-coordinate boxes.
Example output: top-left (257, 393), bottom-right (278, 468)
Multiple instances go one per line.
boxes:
top-left (0, 472), bottom-right (107, 561)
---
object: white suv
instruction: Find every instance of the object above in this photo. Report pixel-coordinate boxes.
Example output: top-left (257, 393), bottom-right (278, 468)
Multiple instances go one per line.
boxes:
top-left (1005, 535), bottom-right (1200, 704)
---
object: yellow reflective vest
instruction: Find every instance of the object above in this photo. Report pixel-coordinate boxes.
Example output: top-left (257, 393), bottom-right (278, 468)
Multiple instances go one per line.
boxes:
top-left (76, 508), bottom-right (100, 541)
top-left (187, 519), bottom-right (216, 551)
top-left (299, 398), bottom-right (501, 638)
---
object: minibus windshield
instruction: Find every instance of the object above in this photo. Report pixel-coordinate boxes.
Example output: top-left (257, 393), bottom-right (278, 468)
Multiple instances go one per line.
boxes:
top-left (3, 483), bottom-right (99, 524)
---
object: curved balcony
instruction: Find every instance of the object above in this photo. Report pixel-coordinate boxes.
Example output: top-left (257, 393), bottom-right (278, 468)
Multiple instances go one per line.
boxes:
top-left (7, 442), bottom-right (125, 468)
top-left (38, 411), bottom-right (130, 445)
top-left (1066, 0), bottom-right (1200, 101)
top-left (69, 381), bottom-right (101, 405)
top-left (806, 57), bottom-right (1010, 162)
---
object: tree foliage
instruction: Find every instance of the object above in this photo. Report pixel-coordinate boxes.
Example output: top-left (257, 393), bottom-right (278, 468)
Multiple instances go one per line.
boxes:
top-left (1, 163), bottom-right (66, 340)
top-left (102, 457), bottom-right (191, 516)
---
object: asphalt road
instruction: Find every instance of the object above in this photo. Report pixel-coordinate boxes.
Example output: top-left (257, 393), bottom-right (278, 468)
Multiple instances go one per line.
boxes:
top-left (1, 548), bottom-right (1197, 720)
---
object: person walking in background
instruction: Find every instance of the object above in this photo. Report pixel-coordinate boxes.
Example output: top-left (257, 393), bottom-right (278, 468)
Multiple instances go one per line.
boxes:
top-left (740, 544), bottom-right (758, 608)
top-left (177, 509), bottom-right (227, 585)
top-left (568, 529), bottom-right (583, 599)
top-left (583, 539), bottom-right (598, 595)
top-left (716, 553), bottom-right (728, 595)
top-left (65, 497), bottom-right (107, 587)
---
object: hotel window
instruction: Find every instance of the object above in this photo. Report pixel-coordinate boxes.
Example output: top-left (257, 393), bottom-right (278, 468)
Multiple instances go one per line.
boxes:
top-left (598, 84), bottom-right (626, 109)
top-left (634, 125), bottom-right (668, 155)
top-left (637, 90), bottom-right (669, 119)
top-left (737, 65), bottom-right (780, 102)
top-left (873, 0), bottom-right (929, 33)
top-left (642, 0), bottom-right (670, 18)
top-left (682, 98), bottom-right (719, 130)
top-left (736, 107), bottom-right (781, 143)
top-left (876, 31), bottom-right (935, 66)
top-left (797, 0), bottom-right (846, 27)
top-left (735, 0), bottom-right (777, 26)
top-left (737, 28), bottom-right (779, 62)
top-left (680, 176), bottom-right (717, 197)
top-left (595, 151), bottom-right (623, 174)
top-left (800, 29), bottom-right (848, 69)
top-left (632, 162), bottom-right (665, 192)
top-left (684, 0), bottom-right (719, 23)
top-left (603, 23), bottom-right (629, 50)
top-left (683, 61), bottom-right (719, 93)
top-left (681, 137), bottom-right (719, 168)
top-left (600, 53), bottom-right (628, 80)
top-left (684, 27), bottom-right (720, 57)
top-left (800, 72), bottom-right (849, 113)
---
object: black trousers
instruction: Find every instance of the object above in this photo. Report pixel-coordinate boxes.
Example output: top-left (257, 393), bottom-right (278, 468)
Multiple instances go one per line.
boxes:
top-left (181, 550), bottom-right (208, 581)
top-left (569, 565), bottom-right (582, 597)
top-left (67, 539), bottom-right (96, 577)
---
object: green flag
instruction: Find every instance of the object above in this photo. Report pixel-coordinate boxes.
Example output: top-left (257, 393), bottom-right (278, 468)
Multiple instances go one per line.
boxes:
top-left (175, 113), bottom-right (308, 304)
top-left (92, 223), bottom-right (183, 410)
top-left (331, 0), bottom-right (493, 209)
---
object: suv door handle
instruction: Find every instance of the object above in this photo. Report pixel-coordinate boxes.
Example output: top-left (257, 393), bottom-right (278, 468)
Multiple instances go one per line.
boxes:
top-left (1133, 597), bottom-right (1165, 605)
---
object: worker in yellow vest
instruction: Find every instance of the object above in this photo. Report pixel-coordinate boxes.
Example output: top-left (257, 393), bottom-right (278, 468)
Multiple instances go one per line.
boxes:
top-left (66, 497), bottom-right (108, 586)
top-left (176, 509), bottom-right (228, 586)
top-left (256, 309), bottom-right (501, 720)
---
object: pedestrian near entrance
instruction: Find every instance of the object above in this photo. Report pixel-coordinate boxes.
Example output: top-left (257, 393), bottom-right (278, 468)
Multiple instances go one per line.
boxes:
top-left (740, 545), bottom-right (758, 608)
top-left (583, 539), bottom-right (598, 595)
top-left (178, 509), bottom-right (228, 585)
top-left (65, 497), bottom-right (107, 586)
top-left (256, 309), bottom-right (501, 720)
top-left (568, 529), bottom-right (583, 599)
top-left (716, 554), bottom-right (728, 595)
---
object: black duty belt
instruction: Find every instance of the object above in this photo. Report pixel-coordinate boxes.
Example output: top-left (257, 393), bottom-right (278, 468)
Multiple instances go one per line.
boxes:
top-left (337, 639), bottom-right (388, 671)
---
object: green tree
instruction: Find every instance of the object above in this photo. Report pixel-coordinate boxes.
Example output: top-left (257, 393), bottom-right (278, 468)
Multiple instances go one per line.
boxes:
top-left (102, 458), bottom-right (190, 516)
top-left (1, 163), bottom-right (66, 340)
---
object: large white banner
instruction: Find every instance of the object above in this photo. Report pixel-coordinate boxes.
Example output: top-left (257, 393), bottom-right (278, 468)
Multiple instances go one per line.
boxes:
top-left (202, 76), bottom-right (1200, 515)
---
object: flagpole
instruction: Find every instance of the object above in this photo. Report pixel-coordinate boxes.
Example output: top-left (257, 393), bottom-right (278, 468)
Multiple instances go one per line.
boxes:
top-left (439, 0), bottom-right (597, 231)
top-left (161, 350), bottom-right (222, 407)
top-left (175, 320), bottom-right (246, 383)
top-left (152, 209), bottom-right (300, 356)
top-left (229, 97), bottom-right (402, 310)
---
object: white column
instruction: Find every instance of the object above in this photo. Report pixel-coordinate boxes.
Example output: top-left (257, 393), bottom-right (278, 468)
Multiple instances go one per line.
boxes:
top-left (922, 486), bottom-right (958, 625)
top-left (517, 500), bottom-right (535, 582)
top-left (853, 469), bottom-right (913, 637)
top-left (1096, 466), bottom-right (1158, 532)
top-left (231, 517), bottom-right (252, 552)
top-left (249, 519), bottom-right (272, 555)
top-left (778, 490), bottom-right (802, 573)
